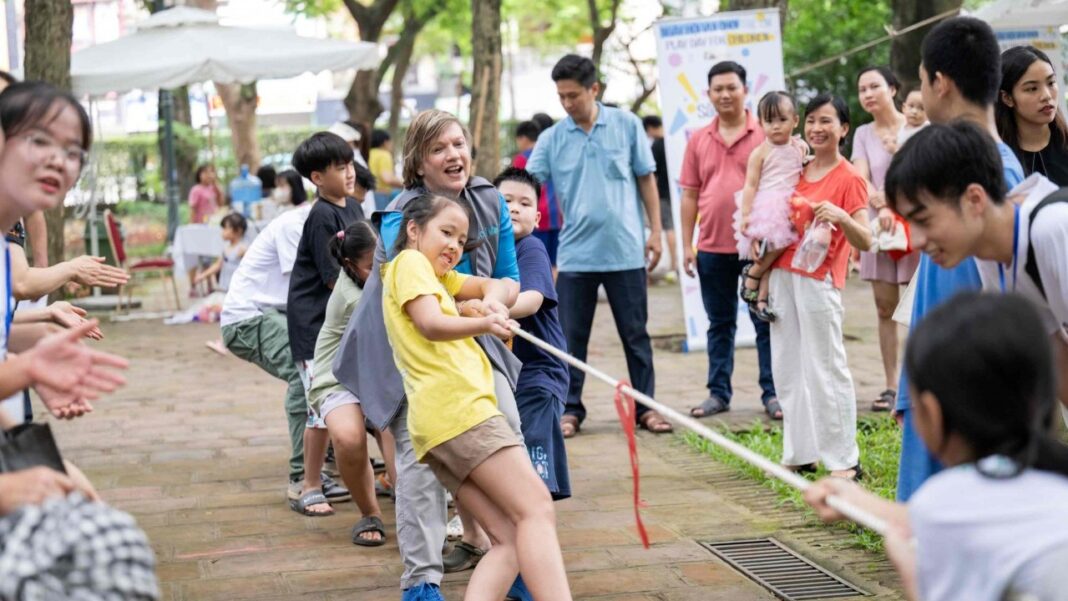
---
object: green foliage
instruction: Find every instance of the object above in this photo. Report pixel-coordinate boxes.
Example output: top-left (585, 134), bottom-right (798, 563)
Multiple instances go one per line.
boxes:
top-left (282, 0), bottom-right (342, 19)
top-left (782, 0), bottom-right (892, 141)
top-left (683, 416), bottom-right (901, 553)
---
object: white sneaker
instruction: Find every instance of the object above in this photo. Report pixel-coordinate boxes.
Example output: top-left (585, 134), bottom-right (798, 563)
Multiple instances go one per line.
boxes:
top-left (446, 514), bottom-right (464, 541)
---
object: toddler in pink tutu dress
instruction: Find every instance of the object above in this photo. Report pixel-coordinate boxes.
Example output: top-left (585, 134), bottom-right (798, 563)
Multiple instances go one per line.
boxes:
top-left (735, 91), bottom-right (807, 322)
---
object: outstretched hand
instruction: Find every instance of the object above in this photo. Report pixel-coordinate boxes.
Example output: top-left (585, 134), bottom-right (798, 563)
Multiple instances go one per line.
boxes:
top-left (27, 320), bottom-right (128, 418)
top-left (49, 301), bottom-right (103, 340)
top-left (70, 256), bottom-right (129, 288)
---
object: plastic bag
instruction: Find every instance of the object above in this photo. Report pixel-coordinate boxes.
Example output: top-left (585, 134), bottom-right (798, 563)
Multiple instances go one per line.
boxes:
top-left (790, 219), bottom-right (835, 273)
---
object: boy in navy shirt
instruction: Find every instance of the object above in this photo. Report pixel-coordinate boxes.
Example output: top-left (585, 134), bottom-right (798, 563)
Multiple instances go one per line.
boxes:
top-left (287, 131), bottom-right (371, 516)
top-left (493, 167), bottom-right (571, 499)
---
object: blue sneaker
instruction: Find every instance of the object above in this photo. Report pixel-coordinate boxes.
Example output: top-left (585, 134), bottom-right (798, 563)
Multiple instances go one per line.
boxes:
top-left (401, 582), bottom-right (445, 601)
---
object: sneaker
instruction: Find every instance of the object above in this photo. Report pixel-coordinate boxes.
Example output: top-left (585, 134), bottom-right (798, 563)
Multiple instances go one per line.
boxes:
top-left (446, 514), bottom-right (463, 541)
top-left (321, 473), bottom-right (351, 503)
top-left (402, 583), bottom-right (445, 601)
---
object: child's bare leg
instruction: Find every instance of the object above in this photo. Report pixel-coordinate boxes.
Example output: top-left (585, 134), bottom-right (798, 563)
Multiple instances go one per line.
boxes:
top-left (454, 482), bottom-right (519, 600)
top-left (372, 427), bottom-right (397, 487)
top-left (465, 446), bottom-right (571, 601)
top-left (456, 501), bottom-right (491, 550)
top-left (325, 405), bottom-right (382, 541)
top-left (301, 427), bottom-right (332, 514)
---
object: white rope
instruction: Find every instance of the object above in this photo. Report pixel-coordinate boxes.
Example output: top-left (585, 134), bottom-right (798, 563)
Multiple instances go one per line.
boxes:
top-left (509, 325), bottom-right (890, 536)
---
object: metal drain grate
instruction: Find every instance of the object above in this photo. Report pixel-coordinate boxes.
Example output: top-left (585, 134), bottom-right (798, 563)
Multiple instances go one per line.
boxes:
top-left (701, 538), bottom-right (868, 600)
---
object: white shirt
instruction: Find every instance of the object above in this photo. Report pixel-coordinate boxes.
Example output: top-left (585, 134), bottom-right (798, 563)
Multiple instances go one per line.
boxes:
top-left (911, 465), bottom-right (1068, 601)
top-left (977, 174), bottom-right (1068, 336)
top-left (220, 203), bottom-right (311, 326)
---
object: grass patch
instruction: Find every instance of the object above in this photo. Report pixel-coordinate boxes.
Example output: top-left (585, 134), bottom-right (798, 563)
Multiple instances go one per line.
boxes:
top-left (683, 416), bottom-right (900, 552)
top-left (125, 241), bottom-right (168, 259)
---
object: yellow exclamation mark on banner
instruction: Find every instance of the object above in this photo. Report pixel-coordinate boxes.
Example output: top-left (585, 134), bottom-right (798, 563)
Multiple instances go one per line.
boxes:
top-left (677, 72), bottom-right (699, 113)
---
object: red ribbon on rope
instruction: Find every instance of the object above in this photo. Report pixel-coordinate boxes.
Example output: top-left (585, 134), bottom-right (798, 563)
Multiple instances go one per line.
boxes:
top-left (613, 380), bottom-right (650, 549)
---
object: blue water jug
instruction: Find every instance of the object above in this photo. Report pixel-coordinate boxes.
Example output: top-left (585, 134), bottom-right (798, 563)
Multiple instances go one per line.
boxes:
top-left (229, 165), bottom-right (263, 217)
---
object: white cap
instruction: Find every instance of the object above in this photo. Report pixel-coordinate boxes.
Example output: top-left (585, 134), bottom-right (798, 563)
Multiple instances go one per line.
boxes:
top-left (327, 122), bottom-right (361, 143)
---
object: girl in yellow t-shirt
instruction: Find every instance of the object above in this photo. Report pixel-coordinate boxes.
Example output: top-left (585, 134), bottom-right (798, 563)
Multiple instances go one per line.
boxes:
top-left (382, 193), bottom-right (573, 600)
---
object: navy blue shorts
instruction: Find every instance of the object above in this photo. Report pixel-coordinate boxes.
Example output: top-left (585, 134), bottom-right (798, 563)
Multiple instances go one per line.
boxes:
top-left (515, 385), bottom-right (571, 500)
top-left (531, 229), bottom-right (559, 267)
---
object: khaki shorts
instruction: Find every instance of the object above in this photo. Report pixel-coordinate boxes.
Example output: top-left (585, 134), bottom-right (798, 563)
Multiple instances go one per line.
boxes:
top-left (422, 415), bottom-right (521, 493)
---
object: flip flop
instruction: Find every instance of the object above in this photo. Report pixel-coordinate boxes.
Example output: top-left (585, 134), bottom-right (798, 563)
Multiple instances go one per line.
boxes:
top-left (639, 410), bottom-right (674, 434)
top-left (764, 398), bottom-right (783, 420)
top-left (560, 414), bottom-right (580, 439)
top-left (352, 515), bottom-right (387, 547)
top-left (443, 541), bottom-right (486, 573)
top-left (690, 396), bottom-right (729, 418)
top-left (290, 489), bottom-right (333, 517)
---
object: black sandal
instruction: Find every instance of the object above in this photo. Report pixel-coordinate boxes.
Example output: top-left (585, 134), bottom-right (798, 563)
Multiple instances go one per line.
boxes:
top-left (739, 264), bottom-right (761, 304)
top-left (352, 515), bottom-right (387, 547)
top-left (871, 389), bottom-right (895, 412)
top-left (751, 298), bottom-right (777, 323)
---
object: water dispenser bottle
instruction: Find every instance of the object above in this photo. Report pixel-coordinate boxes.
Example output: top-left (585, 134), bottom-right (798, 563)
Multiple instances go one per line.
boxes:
top-left (229, 165), bottom-right (263, 218)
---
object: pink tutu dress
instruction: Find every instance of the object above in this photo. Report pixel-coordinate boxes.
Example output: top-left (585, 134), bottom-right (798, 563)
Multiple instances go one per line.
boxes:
top-left (734, 139), bottom-right (804, 259)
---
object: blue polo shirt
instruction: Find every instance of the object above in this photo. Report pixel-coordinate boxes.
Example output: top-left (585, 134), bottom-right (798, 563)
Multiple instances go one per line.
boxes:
top-left (526, 103), bottom-right (656, 272)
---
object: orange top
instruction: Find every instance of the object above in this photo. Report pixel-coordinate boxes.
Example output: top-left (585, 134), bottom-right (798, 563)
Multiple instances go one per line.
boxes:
top-left (774, 158), bottom-right (867, 289)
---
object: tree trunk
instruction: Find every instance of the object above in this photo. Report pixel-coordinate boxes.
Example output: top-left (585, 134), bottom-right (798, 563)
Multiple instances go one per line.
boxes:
top-left (160, 86), bottom-right (198, 198)
top-left (342, 0), bottom-right (402, 123)
top-left (216, 82), bottom-right (260, 172)
top-left (24, 0), bottom-right (72, 284)
top-left (890, 0), bottom-right (962, 92)
top-left (470, 0), bottom-right (502, 179)
top-left (587, 0), bottom-right (622, 99)
top-left (388, 30), bottom-right (417, 144)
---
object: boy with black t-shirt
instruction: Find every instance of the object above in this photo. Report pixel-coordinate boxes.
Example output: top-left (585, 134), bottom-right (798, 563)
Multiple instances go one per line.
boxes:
top-left (287, 131), bottom-right (372, 516)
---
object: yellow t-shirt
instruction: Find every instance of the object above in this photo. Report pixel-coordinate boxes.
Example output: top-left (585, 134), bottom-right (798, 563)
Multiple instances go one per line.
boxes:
top-left (382, 249), bottom-right (500, 459)
top-left (369, 148), bottom-right (396, 194)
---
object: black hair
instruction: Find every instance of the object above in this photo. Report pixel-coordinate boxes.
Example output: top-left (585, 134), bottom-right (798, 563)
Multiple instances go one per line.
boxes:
top-left (642, 115), bottom-right (663, 131)
top-left (906, 292), bottom-right (1068, 479)
top-left (195, 164), bottom-right (215, 184)
top-left (353, 161), bottom-right (376, 194)
top-left (885, 120), bottom-right (1006, 214)
top-left (0, 81), bottom-right (93, 152)
top-left (757, 91), bottom-right (797, 123)
top-left (220, 212), bottom-right (248, 235)
top-left (856, 65), bottom-right (900, 96)
top-left (804, 93), bottom-right (850, 147)
top-left (292, 132), bottom-right (355, 180)
top-left (276, 169), bottom-right (308, 206)
top-left (0, 71), bottom-right (16, 86)
top-left (996, 45), bottom-right (1068, 151)
top-left (329, 220), bottom-right (377, 285)
top-left (515, 120), bottom-right (541, 142)
top-left (532, 113), bottom-right (554, 132)
top-left (921, 16), bottom-right (1001, 108)
top-left (551, 54), bottom-right (597, 88)
top-left (371, 128), bottom-right (391, 149)
top-left (492, 166), bottom-right (540, 195)
top-left (707, 61), bottom-right (747, 87)
top-left (392, 193), bottom-right (482, 257)
top-left (256, 165), bottom-right (277, 196)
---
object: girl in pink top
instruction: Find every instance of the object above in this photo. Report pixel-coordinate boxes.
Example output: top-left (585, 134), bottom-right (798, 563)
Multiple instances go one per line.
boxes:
top-left (188, 164), bottom-right (222, 225)
top-left (736, 92), bottom-right (808, 322)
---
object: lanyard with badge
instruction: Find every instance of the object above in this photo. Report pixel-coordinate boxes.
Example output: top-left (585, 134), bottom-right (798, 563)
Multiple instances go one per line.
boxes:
top-left (998, 205), bottom-right (1020, 292)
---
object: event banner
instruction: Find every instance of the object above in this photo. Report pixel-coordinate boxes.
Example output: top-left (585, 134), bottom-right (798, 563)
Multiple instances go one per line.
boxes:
top-left (654, 10), bottom-right (786, 352)
top-left (993, 26), bottom-right (1068, 118)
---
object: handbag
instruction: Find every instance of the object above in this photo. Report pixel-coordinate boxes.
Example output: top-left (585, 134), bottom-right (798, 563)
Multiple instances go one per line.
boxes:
top-left (0, 422), bottom-right (66, 474)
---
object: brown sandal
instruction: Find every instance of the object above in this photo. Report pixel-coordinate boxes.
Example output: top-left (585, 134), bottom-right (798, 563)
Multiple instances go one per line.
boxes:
top-left (560, 414), bottom-right (580, 439)
top-left (639, 410), bottom-right (674, 434)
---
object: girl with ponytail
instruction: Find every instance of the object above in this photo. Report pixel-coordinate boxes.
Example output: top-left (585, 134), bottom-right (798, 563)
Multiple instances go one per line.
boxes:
top-left (804, 292), bottom-right (1068, 601)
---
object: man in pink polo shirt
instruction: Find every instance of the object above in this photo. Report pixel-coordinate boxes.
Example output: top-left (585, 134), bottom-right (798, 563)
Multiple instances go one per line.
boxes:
top-left (679, 61), bottom-right (779, 420)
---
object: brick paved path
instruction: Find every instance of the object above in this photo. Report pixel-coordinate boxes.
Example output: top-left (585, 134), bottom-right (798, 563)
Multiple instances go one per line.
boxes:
top-left (52, 277), bottom-right (903, 600)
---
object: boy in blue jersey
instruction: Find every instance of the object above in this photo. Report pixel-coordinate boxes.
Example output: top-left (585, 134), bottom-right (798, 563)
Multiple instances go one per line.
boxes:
top-left (892, 16), bottom-right (1025, 501)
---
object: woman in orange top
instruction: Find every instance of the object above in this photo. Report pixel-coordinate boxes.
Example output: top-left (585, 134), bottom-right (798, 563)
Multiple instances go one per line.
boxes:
top-left (769, 94), bottom-right (872, 480)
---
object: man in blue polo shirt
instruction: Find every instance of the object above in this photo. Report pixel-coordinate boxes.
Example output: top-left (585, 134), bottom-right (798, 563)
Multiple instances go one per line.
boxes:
top-left (526, 54), bottom-right (672, 437)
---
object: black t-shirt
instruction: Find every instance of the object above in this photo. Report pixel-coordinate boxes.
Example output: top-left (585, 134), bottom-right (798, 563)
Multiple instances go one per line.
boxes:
top-left (287, 196), bottom-right (364, 361)
top-left (651, 137), bottom-right (670, 199)
top-left (1014, 140), bottom-right (1068, 187)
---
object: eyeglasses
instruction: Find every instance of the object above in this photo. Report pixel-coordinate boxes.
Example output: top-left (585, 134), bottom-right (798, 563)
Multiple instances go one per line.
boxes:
top-left (19, 131), bottom-right (89, 172)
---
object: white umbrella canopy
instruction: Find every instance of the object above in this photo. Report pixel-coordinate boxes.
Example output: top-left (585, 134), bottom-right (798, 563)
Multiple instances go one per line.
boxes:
top-left (971, 0), bottom-right (1068, 28)
top-left (71, 6), bottom-right (381, 95)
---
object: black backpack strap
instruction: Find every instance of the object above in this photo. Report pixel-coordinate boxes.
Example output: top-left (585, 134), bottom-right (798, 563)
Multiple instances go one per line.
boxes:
top-left (1025, 188), bottom-right (1068, 299)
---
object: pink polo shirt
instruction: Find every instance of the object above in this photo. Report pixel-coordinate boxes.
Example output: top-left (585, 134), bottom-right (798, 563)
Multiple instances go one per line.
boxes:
top-left (679, 112), bottom-right (764, 253)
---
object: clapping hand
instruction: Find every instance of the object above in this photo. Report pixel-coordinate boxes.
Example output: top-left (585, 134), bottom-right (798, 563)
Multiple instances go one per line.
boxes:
top-left (49, 302), bottom-right (103, 340)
